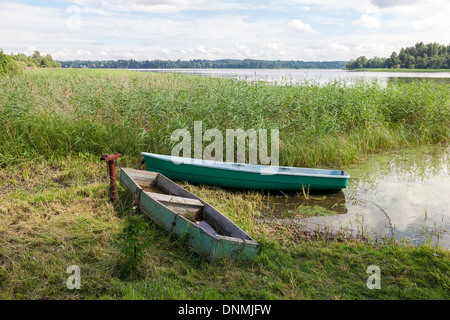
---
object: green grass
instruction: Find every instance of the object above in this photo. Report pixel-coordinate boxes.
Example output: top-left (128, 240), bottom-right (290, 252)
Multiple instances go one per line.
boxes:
top-left (1, 68), bottom-right (449, 168)
top-left (0, 158), bottom-right (448, 300)
top-left (0, 69), bottom-right (449, 300)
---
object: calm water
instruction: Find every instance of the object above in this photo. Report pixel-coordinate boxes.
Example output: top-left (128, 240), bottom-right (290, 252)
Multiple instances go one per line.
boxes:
top-left (139, 68), bottom-right (450, 84)
top-left (261, 146), bottom-right (450, 248)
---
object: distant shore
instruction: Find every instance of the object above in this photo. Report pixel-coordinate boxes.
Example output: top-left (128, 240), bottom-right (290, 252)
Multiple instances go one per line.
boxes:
top-left (349, 68), bottom-right (450, 73)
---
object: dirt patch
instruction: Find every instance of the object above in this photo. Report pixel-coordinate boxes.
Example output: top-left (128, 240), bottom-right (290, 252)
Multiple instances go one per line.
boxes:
top-left (257, 220), bottom-right (369, 244)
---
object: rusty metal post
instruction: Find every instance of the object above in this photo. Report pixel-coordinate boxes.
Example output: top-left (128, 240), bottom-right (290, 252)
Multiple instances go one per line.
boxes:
top-left (100, 152), bottom-right (121, 203)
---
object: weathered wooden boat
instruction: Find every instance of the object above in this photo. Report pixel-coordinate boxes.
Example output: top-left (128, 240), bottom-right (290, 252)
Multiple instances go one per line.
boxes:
top-left (141, 152), bottom-right (350, 191)
top-left (119, 167), bottom-right (259, 261)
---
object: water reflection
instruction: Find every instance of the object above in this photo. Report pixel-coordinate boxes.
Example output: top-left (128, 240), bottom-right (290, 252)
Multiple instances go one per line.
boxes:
top-left (260, 146), bottom-right (450, 248)
top-left (311, 146), bottom-right (448, 247)
top-left (257, 189), bottom-right (347, 218)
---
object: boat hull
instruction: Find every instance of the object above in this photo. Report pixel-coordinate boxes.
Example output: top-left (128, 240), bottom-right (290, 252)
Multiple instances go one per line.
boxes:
top-left (120, 168), bottom-right (259, 261)
top-left (142, 152), bottom-right (349, 191)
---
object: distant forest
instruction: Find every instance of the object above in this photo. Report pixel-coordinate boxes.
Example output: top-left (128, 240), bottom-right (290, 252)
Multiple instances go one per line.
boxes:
top-left (59, 59), bottom-right (348, 69)
top-left (346, 42), bottom-right (450, 69)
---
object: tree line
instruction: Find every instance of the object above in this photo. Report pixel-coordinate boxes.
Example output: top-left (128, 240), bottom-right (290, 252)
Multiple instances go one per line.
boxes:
top-left (346, 42), bottom-right (450, 69)
top-left (11, 50), bottom-right (61, 68)
top-left (59, 59), bottom-right (348, 69)
top-left (0, 50), bottom-right (61, 75)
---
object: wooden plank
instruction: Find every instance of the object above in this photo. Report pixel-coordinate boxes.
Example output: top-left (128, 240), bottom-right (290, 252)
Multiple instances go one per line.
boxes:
top-left (145, 191), bottom-right (204, 218)
top-left (131, 177), bottom-right (154, 188)
top-left (165, 205), bottom-right (202, 217)
top-left (147, 192), bottom-right (203, 207)
top-left (120, 168), bottom-right (158, 192)
top-left (123, 168), bottom-right (159, 179)
top-left (142, 185), bottom-right (167, 194)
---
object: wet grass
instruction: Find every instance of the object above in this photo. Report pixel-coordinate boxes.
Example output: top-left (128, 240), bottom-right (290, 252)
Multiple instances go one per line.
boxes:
top-left (0, 69), bottom-right (449, 300)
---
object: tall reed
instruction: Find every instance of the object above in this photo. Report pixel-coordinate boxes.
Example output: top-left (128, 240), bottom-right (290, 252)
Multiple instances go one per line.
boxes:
top-left (0, 69), bottom-right (449, 167)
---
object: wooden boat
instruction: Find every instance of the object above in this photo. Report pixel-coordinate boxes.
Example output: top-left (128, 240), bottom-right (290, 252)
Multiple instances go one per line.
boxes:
top-left (141, 152), bottom-right (350, 191)
top-left (119, 168), bottom-right (259, 261)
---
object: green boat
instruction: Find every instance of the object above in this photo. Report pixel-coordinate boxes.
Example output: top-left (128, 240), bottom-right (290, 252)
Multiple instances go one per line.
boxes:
top-left (119, 167), bottom-right (259, 261)
top-left (141, 152), bottom-right (350, 191)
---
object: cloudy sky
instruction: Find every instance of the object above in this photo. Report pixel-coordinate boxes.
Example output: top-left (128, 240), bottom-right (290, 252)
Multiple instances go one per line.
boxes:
top-left (0, 0), bottom-right (449, 61)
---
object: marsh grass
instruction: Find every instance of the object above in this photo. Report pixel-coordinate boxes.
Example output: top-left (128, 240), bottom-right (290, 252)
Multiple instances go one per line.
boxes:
top-left (1, 69), bottom-right (449, 167)
top-left (0, 69), bottom-right (449, 300)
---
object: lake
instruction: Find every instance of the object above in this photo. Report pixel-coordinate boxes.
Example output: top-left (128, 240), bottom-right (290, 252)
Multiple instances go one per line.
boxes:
top-left (260, 145), bottom-right (450, 248)
top-left (137, 68), bottom-right (450, 84)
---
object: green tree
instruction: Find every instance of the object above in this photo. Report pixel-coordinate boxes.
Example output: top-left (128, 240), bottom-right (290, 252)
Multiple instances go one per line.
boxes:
top-left (41, 54), bottom-right (61, 68)
top-left (405, 55), bottom-right (415, 69)
top-left (346, 56), bottom-right (368, 69)
top-left (347, 42), bottom-right (450, 70)
top-left (415, 42), bottom-right (426, 56)
top-left (386, 52), bottom-right (401, 68)
top-left (32, 50), bottom-right (43, 66)
top-left (0, 50), bottom-right (20, 75)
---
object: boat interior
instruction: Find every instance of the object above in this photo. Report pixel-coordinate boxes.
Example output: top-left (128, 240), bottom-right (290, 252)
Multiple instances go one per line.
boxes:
top-left (121, 168), bottom-right (256, 239)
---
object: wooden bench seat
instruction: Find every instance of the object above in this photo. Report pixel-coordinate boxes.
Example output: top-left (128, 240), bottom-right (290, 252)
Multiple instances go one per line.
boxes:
top-left (145, 191), bottom-right (204, 218)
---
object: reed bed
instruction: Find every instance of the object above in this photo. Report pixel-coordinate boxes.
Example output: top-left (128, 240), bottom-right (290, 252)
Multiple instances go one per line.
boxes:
top-left (1, 69), bottom-right (449, 167)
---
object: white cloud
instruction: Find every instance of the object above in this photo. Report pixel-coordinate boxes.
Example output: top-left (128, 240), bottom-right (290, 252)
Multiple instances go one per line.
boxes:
top-left (352, 14), bottom-right (381, 29)
top-left (371, 0), bottom-right (418, 8)
top-left (1, 0), bottom-right (449, 61)
top-left (288, 20), bottom-right (320, 35)
top-left (381, 1), bottom-right (450, 33)
top-left (261, 42), bottom-right (285, 51)
top-left (289, 0), bottom-right (372, 12)
top-left (197, 45), bottom-right (206, 53)
top-left (53, 48), bottom-right (94, 60)
top-left (63, 0), bottom-right (244, 13)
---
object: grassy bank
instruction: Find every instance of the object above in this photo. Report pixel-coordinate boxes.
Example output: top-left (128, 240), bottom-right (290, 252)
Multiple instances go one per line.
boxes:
top-left (0, 157), bottom-right (448, 299)
top-left (0, 69), bottom-right (449, 300)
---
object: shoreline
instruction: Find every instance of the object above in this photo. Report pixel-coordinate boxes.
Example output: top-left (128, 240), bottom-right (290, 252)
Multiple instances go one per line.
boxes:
top-left (349, 68), bottom-right (450, 73)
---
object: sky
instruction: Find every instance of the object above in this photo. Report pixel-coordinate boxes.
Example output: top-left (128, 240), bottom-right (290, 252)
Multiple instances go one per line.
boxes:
top-left (0, 0), bottom-right (449, 61)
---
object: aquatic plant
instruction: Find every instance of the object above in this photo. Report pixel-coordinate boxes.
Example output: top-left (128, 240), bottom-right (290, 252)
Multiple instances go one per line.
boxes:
top-left (0, 69), bottom-right (448, 168)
